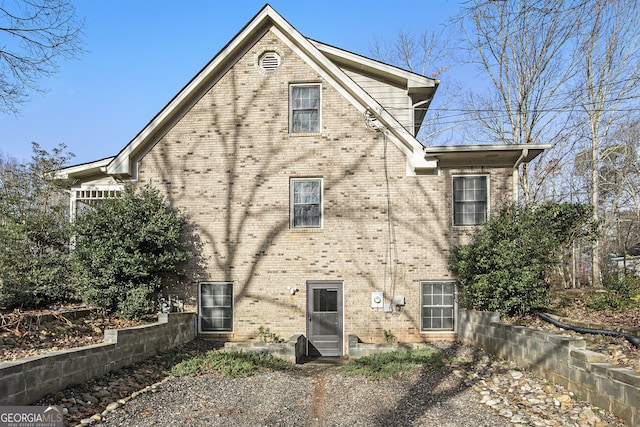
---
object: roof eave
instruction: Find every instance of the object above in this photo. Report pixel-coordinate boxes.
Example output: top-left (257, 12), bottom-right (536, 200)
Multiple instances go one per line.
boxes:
top-left (423, 144), bottom-right (551, 168)
top-left (312, 40), bottom-right (438, 89)
top-left (103, 5), bottom-right (432, 178)
top-left (55, 157), bottom-right (115, 179)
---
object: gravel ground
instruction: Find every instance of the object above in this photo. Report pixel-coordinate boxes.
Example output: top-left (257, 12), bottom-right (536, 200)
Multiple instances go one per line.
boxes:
top-left (34, 339), bottom-right (625, 426)
top-left (101, 363), bottom-right (509, 427)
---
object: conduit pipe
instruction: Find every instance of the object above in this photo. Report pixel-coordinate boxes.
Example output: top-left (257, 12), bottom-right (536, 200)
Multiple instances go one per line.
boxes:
top-left (534, 311), bottom-right (640, 349)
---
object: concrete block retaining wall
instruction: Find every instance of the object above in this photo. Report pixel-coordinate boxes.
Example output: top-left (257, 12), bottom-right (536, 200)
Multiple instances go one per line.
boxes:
top-left (459, 309), bottom-right (640, 427)
top-left (0, 312), bottom-right (196, 406)
top-left (224, 334), bottom-right (306, 364)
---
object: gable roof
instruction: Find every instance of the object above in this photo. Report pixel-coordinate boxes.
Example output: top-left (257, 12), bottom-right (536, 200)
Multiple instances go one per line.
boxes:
top-left (102, 4), bottom-right (440, 179)
top-left (311, 40), bottom-right (438, 136)
top-left (57, 5), bottom-right (547, 181)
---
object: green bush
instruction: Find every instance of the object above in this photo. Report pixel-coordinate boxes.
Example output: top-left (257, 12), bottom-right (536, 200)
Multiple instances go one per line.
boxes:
top-left (72, 185), bottom-right (188, 319)
top-left (0, 143), bottom-right (75, 308)
top-left (449, 202), bottom-right (596, 317)
top-left (585, 274), bottom-right (640, 310)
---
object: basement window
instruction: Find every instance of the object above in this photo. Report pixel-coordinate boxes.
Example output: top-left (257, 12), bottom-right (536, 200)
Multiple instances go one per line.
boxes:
top-left (421, 281), bottom-right (457, 331)
top-left (199, 282), bottom-right (233, 333)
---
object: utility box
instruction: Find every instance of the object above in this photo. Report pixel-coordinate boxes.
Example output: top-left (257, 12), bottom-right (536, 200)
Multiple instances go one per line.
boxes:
top-left (394, 295), bottom-right (405, 307)
top-left (371, 292), bottom-right (384, 309)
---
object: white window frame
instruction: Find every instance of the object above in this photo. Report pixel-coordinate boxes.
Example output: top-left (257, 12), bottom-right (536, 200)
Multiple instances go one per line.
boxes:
top-left (290, 178), bottom-right (323, 229)
top-left (452, 174), bottom-right (489, 226)
top-left (289, 83), bottom-right (321, 133)
top-left (420, 281), bottom-right (457, 332)
top-left (198, 281), bottom-right (233, 333)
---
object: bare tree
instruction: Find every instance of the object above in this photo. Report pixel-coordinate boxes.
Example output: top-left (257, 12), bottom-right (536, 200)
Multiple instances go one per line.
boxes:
top-left (457, 0), bottom-right (587, 203)
top-left (597, 119), bottom-right (640, 277)
top-left (573, 0), bottom-right (640, 287)
top-left (0, 0), bottom-right (84, 114)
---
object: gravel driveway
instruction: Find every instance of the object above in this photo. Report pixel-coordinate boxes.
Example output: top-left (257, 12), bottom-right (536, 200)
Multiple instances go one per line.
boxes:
top-left (101, 363), bottom-right (509, 427)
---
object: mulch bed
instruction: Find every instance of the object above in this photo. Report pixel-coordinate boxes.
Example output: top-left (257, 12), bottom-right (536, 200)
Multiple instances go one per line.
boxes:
top-left (0, 306), bottom-right (148, 362)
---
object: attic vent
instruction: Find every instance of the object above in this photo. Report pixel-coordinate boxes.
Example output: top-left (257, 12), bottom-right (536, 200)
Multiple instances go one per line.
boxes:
top-left (259, 52), bottom-right (281, 71)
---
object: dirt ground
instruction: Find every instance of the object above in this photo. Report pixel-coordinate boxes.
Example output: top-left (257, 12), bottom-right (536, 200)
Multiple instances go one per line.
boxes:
top-left (0, 306), bottom-right (147, 361)
top-left (505, 290), bottom-right (640, 373)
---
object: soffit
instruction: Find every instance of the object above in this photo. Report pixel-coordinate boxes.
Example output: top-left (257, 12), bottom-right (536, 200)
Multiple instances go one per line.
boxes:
top-left (424, 144), bottom-right (550, 168)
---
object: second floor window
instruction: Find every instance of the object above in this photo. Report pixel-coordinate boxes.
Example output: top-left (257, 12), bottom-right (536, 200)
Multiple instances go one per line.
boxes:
top-left (453, 175), bottom-right (488, 226)
top-left (291, 178), bottom-right (322, 228)
top-left (290, 84), bottom-right (320, 133)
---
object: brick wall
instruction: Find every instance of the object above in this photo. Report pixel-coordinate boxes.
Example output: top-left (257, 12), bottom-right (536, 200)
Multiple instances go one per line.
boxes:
top-left (134, 29), bottom-right (514, 347)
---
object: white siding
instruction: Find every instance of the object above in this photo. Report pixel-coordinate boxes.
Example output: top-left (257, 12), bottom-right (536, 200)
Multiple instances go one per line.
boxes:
top-left (343, 68), bottom-right (414, 134)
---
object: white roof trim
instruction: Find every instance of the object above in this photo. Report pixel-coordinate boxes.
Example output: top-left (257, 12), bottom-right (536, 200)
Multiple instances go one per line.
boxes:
top-left (106, 7), bottom-right (275, 176)
top-left (55, 157), bottom-right (114, 179)
top-left (104, 5), bottom-right (434, 178)
top-left (423, 144), bottom-right (551, 168)
top-left (423, 144), bottom-right (551, 154)
top-left (312, 40), bottom-right (438, 89)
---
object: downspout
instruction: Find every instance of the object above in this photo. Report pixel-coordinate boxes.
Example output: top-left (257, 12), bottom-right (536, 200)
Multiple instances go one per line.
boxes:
top-left (512, 148), bottom-right (528, 202)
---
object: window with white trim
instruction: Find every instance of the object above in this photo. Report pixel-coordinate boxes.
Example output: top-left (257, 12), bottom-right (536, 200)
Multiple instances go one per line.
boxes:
top-left (421, 281), bottom-right (456, 331)
top-left (290, 84), bottom-right (320, 133)
top-left (453, 175), bottom-right (488, 226)
top-left (199, 282), bottom-right (233, 333)
top-left (290, 178), bottom-right (322, 229)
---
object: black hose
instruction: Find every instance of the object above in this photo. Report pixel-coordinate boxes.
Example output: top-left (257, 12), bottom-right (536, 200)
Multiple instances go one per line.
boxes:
top-left (534, 311), bottom-right (640, 349)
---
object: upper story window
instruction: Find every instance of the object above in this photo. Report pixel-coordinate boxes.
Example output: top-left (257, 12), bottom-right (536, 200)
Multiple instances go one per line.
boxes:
top-left (290, 84), bottom-right (320, 133)
top-left (453, 175), bottom-right (488, 226)
top-left (290, 178), bottom-right (322, 229)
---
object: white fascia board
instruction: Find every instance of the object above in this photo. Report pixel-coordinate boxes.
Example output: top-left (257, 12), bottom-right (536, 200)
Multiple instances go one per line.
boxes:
top-left (423, 144), bottom-right (551, 169)
top-left (312, 41), bottom-right (438, 89)
top-left (424, 143), bottom-right (551, 160)
top-left (55, 157), bottom-right (114, 179)
top-left (423, 143), bottom-right (551, 152)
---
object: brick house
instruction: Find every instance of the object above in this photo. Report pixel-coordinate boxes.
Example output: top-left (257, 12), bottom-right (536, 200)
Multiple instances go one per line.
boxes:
top-left (58, 5), bottom-right (547, 356)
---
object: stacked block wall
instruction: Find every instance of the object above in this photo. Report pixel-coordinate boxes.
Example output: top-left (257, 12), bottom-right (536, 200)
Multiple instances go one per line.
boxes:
top-left (458, 309), bottom-right (639, 426)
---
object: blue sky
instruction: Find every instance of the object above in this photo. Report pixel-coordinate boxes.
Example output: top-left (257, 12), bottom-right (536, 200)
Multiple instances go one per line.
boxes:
top-left (1, 1), bottom-right (462, 165)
